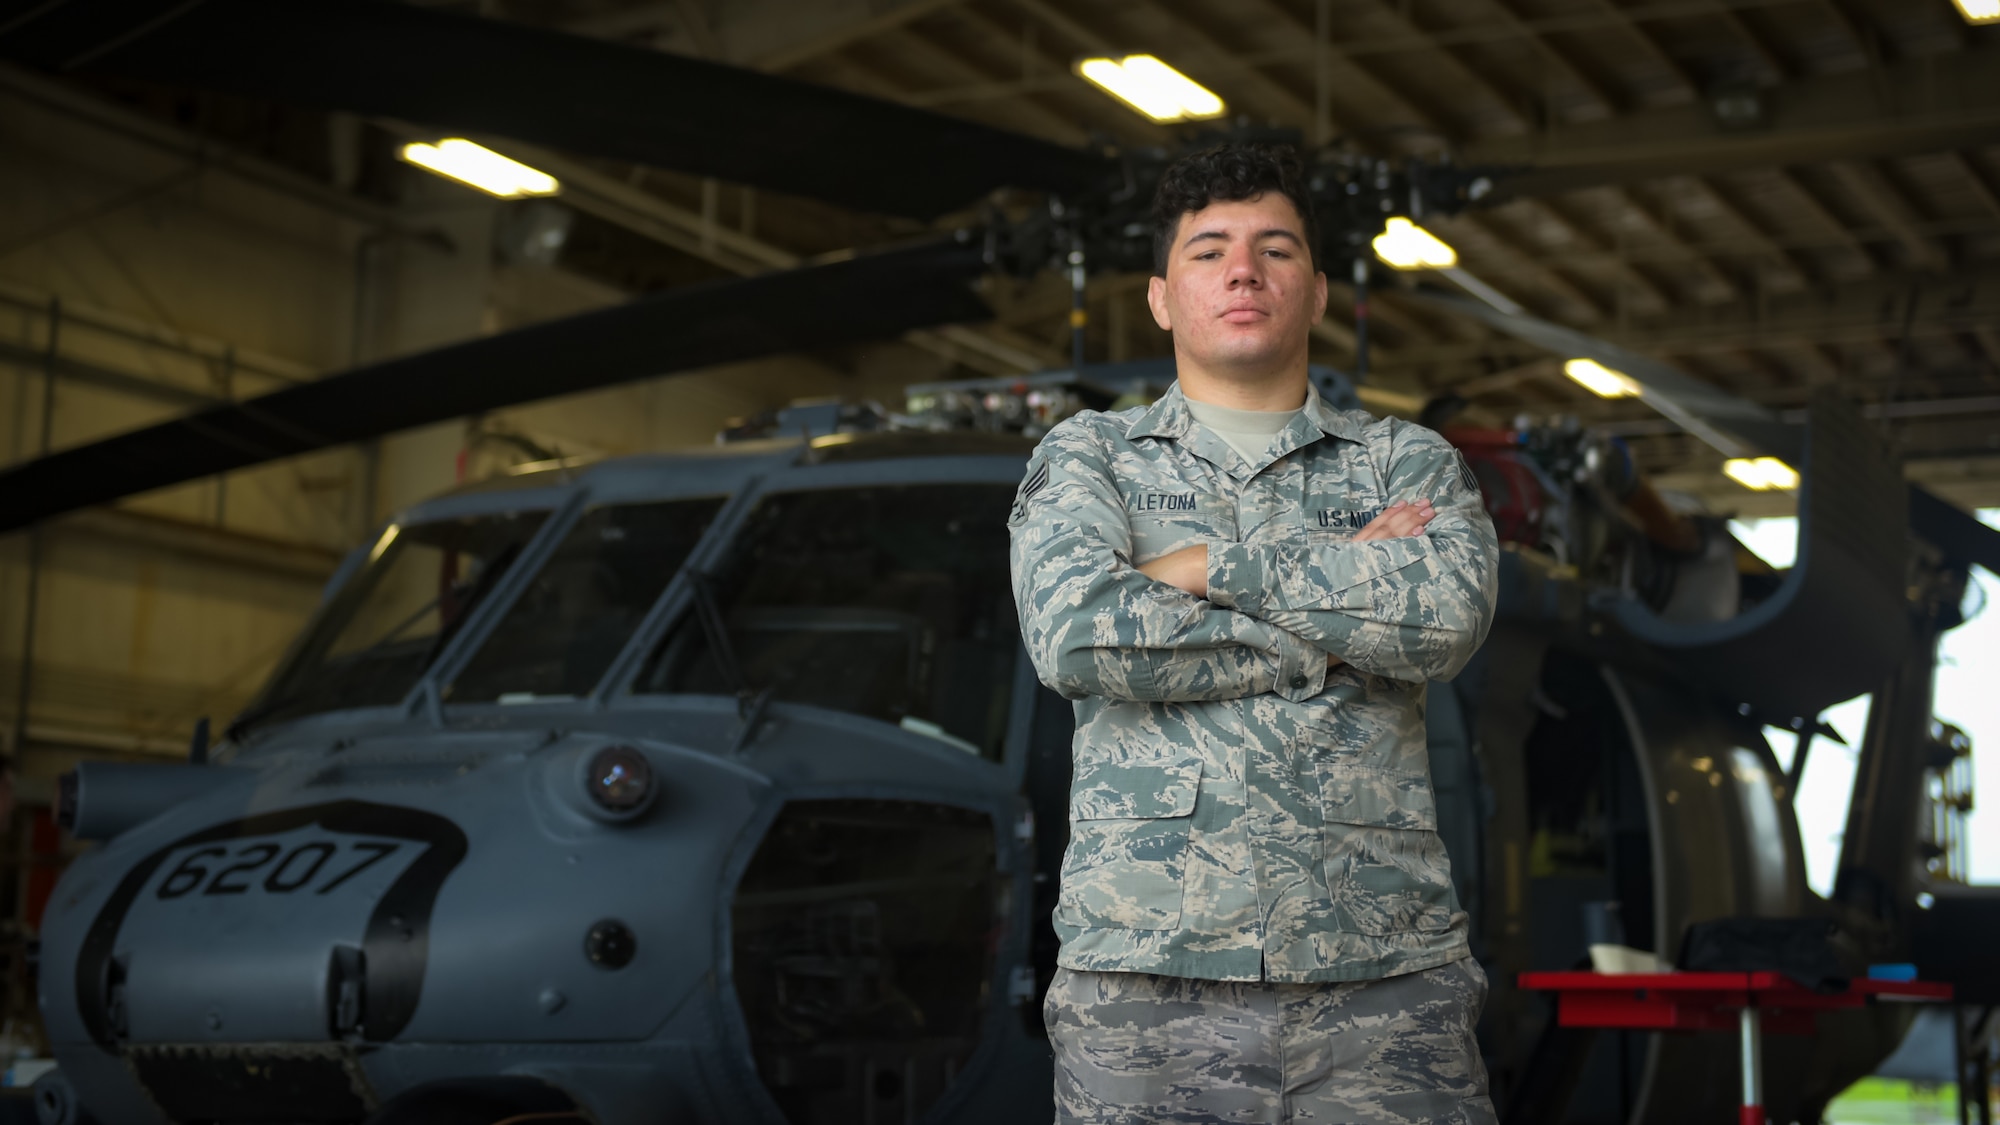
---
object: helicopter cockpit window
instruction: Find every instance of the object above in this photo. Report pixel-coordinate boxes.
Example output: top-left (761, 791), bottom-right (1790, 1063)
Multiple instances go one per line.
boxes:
top-left (236, 510), bottom-right (549, 734)
top-left (638, 483), bottom-right (1018, 759)
top-left (449, 497), bottom-right (727, 703)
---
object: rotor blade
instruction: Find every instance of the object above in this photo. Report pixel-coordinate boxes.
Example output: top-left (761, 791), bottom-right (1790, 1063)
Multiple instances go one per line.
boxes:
top-left (1411, 286), bottom-right (1800, 460)
top-left (1908, 486), bottom-right (2000, 577)
top-left (0, 0), bottom-right (1111, 220)
top-left (1411, 285), bottom-right (2000, 568)
top-left (0, 239), bottom-right (994, 533)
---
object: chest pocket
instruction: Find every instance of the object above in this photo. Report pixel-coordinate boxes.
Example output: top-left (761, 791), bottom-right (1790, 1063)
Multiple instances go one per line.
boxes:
top-left (1058, 757), bottom-right (1201, 930)
top-left (1303, 444), bottom-right (1388, 543)
top-left (1304, 492), bottom-right (1384, 540)
top-left (1128, 491), bottom-right (1230, 564)
top-left (1316, 762), bottom-right (1459, 937)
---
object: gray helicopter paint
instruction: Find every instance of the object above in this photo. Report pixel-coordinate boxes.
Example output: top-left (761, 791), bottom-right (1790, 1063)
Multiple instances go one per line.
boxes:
top-left (40, 441), bottom-right (1060, 1124)
top-left (1596, 668), bottom-right (1821, 1125)
top-left (225, 442), bottom-right (810, 750)
top-left (37, 376), bottom-right (1487, 1125)
top-left (41, 704), bottom-right (1037, 1123)
top-left (120, 820), bottom-right (425, 1043)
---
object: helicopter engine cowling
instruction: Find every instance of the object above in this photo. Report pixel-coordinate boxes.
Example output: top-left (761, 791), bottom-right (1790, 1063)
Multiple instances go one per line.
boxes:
top-left (59, 762), bottom-right (252, 842)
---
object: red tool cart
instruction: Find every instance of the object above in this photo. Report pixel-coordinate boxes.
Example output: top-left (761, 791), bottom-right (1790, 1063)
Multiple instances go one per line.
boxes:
top-left (1519, 970), bottom-right (1954, 1125)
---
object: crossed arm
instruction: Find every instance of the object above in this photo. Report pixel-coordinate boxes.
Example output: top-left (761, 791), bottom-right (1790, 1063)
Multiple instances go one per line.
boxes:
top-left (1008, 422), bottom-right (1496, 703)
top-left (1137, 499), bottom-right (1438, 598)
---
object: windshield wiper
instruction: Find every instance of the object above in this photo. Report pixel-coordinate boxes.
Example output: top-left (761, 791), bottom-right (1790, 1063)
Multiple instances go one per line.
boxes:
top-left (423, 541), bottom-right (525, 666)
top-left (683, 570), bottom-right (777, 750)
top-left (685, 569), bottom-right (749, 695)
top-left (233, 543), bottom-right (532, 740)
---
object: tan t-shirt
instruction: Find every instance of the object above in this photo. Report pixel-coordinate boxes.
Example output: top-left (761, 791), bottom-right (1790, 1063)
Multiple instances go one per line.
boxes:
top-left (1183, 396), bottom-right (1301, 465)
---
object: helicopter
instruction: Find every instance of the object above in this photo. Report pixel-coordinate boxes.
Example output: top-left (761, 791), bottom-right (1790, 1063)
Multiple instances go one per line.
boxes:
top-left (20, 350), bottom-right (2000, 1125)
top-left (1, 2), bottom-right (1997, 1122)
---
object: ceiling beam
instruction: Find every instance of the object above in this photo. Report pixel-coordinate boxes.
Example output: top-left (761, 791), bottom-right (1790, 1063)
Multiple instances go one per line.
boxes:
top-left (1676, 178), bottom-right (1815, 291)
top-left (1812, 0), bottom-right (1883, 69)
top-left (1614, 188), bottom-right (1743, 302)
top-left (1571, 0), bottom-right (1702, 99)
top-left (1449, 214), bottom-right (1613, 322)
top-left (1779, 340), bottom-right (1845, 385)
top-left (1006, 0), bottom-right (1599, 330)
top-left (1828, 160), bottom-right (1951, 272)
top-left (0, 66), bottom-right (447, 250)
top-left (1387, 0), bottom-right (1765, 317)
top-left (1005, 0), bottom-right (1320, 128)
top-left (1384, 265), bottom-right (2000, 368)
top-left (1772, 169), bottom-right (1879, 273)
top-left (1226, 0), bottom-right (1442, 142)
top-left (1692, 0), bottom-right (1793, 81)
top-left (1001, 0), bottom-right (1116, 58)
top-left (1403, 210), bottom-right (1995, 276)
top-left (1510, 198), bottom-right (1679, 309)
top-left (1282, 0), bottom-right (1533, 135)
top-left (942, 5), bottom-right (1172, 145)
top-left (1116, 0), bottom-right (1319, 126)
top-left (444, 135), bottom-right (1053, 377)
top-left (561, 0), bottom-right (962, 70)
top-left (1391, 1), bottom-right (1753, 309)
top-left (1464, 0), bottom-right (1623, 117)
top-left (1469, 41), bottom-right (2000, 191)
top-left (669, 0), bottom-right (721, 58)
top-left (870, 26), bottom-right (1091, 146)
top-left (746, 0), bottom-right (965, 71)
top-left (1944, 151), bottom-right (2000, 225)
top-left (1969, 327), bottom-right (2000, 368)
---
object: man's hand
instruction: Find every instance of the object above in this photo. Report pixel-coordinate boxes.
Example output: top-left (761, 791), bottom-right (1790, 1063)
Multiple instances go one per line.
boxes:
top-left (1137, 544), bottom-right (1207, 597)
top-left (1353, 499), bottom-right (1435, 541)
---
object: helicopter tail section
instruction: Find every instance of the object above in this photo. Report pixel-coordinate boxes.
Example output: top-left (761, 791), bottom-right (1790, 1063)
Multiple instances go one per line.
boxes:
top-left (1609, 392), bottom-right (1909, 722)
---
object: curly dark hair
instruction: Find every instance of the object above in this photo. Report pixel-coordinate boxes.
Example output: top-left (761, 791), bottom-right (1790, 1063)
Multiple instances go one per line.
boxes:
top-left (1151, 143), bottom-right (1319, 277)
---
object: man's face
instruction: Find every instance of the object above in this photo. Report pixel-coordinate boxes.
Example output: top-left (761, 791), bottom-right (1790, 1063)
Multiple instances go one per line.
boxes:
top-left (1147, 193), bottom-right (1327, 377)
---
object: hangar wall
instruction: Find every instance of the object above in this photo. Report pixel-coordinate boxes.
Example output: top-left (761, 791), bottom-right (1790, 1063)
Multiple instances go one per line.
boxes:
top-left (0, 80), bottom-right (930, 790)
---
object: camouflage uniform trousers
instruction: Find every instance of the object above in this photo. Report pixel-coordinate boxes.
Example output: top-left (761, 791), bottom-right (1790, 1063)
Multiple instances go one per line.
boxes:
top-left (1046, 957), bottom-right (1496, 1124)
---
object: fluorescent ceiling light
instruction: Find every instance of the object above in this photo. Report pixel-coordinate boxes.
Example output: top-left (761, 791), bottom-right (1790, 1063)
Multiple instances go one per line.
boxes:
top-left (1372, 218), bottom-right (1457, 270)
top-left (1951, 0), bottom-right (2000, 23)
top-left (1723, 456), bottom-right (1800, 491)
top-left (399, 138), bottom-right (560, 198)
top-left (1563, 358), bottom-right (1641, 399)
top-left (1075, 55), bottom-right (1225, 123)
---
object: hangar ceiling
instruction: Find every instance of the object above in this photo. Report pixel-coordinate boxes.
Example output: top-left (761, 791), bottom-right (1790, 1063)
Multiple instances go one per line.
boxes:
top-left (4, 0), bottom-right (1999, 508)
top-left (537, 0), bottom-right (2000, 503)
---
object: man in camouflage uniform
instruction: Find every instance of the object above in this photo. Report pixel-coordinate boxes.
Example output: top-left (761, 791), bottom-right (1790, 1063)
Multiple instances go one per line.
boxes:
top-left (1008, 143), bottom-right (1500, 1123)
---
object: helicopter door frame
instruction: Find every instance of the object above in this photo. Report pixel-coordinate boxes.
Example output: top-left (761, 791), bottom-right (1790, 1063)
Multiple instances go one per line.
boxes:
top-left (227, 485), bottom-right (578, 746)
top-left (421, 448), bottom-right (795, 722)
top-left (581, 480), bottom-right (770, 712)
top-left (594, 454), bottom-right (1038, 768)
top-left (395, 489), bottom-right (591, 726)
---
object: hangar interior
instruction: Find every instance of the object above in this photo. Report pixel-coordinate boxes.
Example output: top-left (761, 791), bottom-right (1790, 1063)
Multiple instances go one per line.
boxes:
top-left (0, 0), bottom-right (1997, 1121)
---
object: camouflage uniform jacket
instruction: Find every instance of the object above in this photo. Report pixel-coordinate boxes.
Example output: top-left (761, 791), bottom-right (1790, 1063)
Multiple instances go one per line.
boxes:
top-left (1008, 381), bottom-right (1498, 983)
